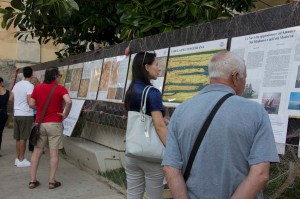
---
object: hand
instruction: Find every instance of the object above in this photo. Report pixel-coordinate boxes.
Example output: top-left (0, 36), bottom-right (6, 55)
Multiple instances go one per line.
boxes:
top-left (164, 117), bottom-right (170, 126)
top-left (57, 112), bottom-right (68, 120)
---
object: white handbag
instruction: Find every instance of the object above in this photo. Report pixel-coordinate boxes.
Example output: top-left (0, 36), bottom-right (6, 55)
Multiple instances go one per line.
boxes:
top-left (125, 85), bottom-right (165, 163)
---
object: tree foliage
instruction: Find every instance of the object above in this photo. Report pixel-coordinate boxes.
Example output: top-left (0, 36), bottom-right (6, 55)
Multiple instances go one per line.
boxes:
top-left (0, 0), bottom-right (256, 58)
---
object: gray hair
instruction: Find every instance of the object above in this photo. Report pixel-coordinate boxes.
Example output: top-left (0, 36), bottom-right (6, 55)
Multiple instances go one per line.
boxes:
top-left (208, 51), bottom-right (246, 79)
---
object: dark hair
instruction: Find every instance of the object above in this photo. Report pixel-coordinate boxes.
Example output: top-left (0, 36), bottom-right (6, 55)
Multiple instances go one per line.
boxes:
top-left (23, 66), bottom-right (33, 78)
top-left (44, 67), bottom-right (59, 84)
top-left (124, 51), bottom-right (156, 111)
top-left (0, 77), bottom-right (3, 83)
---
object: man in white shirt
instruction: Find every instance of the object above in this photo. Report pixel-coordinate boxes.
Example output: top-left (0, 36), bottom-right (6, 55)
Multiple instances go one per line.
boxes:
top-left (10, 67), bottom-right (34, 167)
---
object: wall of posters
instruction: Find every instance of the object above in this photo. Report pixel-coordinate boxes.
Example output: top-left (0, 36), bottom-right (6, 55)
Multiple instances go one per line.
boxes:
top-left (65, 63), bottom-right (83, 98)
top-left (97, 56), bottom-right (129, 102)
top-left (63, 99), bottom-right (85, 136)
top-left (58, 66), bottom-right (68, 86)
top-left (230, 26), bottom-right (300, 154)
top-left (78, 59), bottom-right (103, 99)
top-left (162, 39), bottom-right (228, 106)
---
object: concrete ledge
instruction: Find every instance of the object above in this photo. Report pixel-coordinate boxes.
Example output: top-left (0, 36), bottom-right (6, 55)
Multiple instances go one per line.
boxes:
top-left (64, 137), bottom-right (125, 173)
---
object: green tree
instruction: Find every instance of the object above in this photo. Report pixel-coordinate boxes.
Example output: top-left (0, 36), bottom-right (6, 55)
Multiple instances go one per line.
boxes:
top-left (0, 0), bottom-right (256, 58)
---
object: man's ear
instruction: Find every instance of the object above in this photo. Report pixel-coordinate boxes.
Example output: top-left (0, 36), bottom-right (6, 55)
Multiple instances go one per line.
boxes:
top-left (232, 72), bottom-right (239, 86)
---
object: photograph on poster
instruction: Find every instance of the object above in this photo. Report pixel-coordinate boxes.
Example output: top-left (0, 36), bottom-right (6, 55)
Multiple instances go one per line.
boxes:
top-left (70, 68), bottom-right (83, 91)
top-left (288, 92), bottom-right (300, 110)
top-left (58, 66), bottom-right (68, 86)
top-left (90, 66), bottom-right (102, 92)
top-left (262, 92), bottom-right (281, 114)
top-left (286, 118), bottom-right (300, 146)
top-left (78, 79), bottom-right (89, 97)
top-left (163, 41), bottom-right (226, 103)
top-left (65, 69), bottom-right (73, 84)
top-left (295, 65), bottom-right (300, 88)
top-left (99, 61), bottom-right (113, 92)
top-left (242, 79), bottom-right (260, 99)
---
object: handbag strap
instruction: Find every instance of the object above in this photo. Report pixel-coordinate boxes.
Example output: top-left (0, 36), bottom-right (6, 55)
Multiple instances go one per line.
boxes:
top-left (37, 84), bottom-right (58, 125)
top-left (183, 93), bottom-right (234, 182)
top-left (140, 85), bottom-right (153, 114)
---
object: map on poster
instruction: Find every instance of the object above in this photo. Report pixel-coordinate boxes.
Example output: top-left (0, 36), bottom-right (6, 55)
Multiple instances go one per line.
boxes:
top-left (162, 39), bottom-right (227, 106)
top-left (97, 56), bottom-right (129, 102)
top-left (230, 26), bottom-right (300, 154)
top-left (65, 63), bottom-right (83, 98)
top-left (33, 70), bottom-right (45, 83)
top-left (63, 99), bottom-right (85, 136)
top-left (125, 48), bottom-right (169, 97)
top-left (58, 66), bottom-right (68, 86)
top-left (78, 60), bottom-right (103, 99)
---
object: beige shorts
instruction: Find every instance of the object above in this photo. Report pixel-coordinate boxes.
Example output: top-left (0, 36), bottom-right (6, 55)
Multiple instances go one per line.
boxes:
top-left (37, 123), bottom-right (63, 149)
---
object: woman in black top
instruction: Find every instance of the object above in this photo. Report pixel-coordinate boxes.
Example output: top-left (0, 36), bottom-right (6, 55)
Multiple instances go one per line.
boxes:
top-left (0, 77), bottom-right (9, 154)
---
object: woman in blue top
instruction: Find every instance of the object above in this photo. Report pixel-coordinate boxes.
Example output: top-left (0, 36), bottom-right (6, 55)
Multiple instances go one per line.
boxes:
top-left (124, 51), bottom-right (168, 199)
top-left (0, 77), bottom-right (10, 156)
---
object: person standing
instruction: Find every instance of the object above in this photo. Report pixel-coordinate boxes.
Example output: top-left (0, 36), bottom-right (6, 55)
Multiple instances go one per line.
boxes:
top-left (28, 76), bottom-right (40, 152)
top-left (10, 67), bottom-right (34, 167)
top-left (0, 77), bottom-right (10, 156)
top-left (124, 51), bottom-right (168, 199)
top-left (28, 67), bottom-right (72, 189)
top-left (162, 51), bottom-right (279, 199)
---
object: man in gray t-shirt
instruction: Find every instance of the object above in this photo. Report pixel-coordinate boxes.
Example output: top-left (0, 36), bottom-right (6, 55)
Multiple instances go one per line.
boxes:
top-left (162, 51), bottom-right (279, 199)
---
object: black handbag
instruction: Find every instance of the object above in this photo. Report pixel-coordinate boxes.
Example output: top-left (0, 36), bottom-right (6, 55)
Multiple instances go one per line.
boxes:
top-left (29, 85), bottom-right (57, 145)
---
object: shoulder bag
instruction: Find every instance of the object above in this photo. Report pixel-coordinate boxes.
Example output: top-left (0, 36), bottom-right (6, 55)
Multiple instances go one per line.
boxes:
top-left (183, 93), bottom-right (234, 182)
top-left (125, 85), bottom-right (165, 163)
top-left (29, 84), bottom-right (57, 145)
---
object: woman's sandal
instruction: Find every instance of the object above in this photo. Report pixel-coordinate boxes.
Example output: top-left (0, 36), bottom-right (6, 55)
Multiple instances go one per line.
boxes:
top-left (29, 181), bottom-right (40, 189)
top-left (49, 180), bottom-right (61, 189)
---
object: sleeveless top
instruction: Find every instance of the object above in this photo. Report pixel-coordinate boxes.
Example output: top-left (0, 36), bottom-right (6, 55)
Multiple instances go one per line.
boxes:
top-left (0, 89), bottom-right (9, 112)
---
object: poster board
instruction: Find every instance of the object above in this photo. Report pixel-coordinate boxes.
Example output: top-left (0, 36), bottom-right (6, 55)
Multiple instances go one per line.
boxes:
top-left (125, 48), bottom-right (169, 95)
top-left (162, 39), bottom-right (228, 106)
top-left (32, 70), bottom-right (45, 83)
top-left (78, 59), bottom-right (103, 99)
top-left (63, 99), bottom-right (85, 136)
top-left (97, 56), bottom-right (129, 102)
top-left (65, 63), bottom-right (83, 98)
top-left (230, 26), bottom-right (300, 154)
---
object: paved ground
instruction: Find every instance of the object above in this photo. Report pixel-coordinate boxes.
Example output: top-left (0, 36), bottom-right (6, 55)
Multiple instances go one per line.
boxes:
top-left (0, 127), bottom-right (125, 199)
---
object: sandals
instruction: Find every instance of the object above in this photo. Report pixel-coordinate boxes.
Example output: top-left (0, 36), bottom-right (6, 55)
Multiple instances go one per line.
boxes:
top-left (49, 180), bottom-right (61, 189)
top-left (29, 181), bottom-right (40, 189)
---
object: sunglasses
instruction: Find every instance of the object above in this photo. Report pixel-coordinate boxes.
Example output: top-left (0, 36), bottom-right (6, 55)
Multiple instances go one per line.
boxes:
top-left (142, 51), bottom-right (147, 66)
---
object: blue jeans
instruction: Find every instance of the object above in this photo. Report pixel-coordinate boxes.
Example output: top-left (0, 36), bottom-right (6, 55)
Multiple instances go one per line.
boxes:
top-left (125, 156), bottom-right (164, 199)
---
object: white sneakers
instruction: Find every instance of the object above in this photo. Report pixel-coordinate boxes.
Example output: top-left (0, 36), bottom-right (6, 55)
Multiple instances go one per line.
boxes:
top-left (14, 158), bottom-right (19, 166)
top-left (15, 158), bottom-right (31, 167)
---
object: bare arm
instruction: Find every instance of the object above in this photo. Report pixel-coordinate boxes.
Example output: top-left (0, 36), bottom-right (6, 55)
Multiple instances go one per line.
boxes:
top-left (29, 97), bottom-right (36, 109)
top-left (57, 94), bottom-right (72, 120)
top-left (151, 111), bottom-right (168, 145)
top-left (9, 92), bottom-right (14, 103)
top-left (163, 166), bottom-right (189, 199)
top-left (27, 94), bottom-right (32, 106)
top-left (231, 162), bottom-right (270, 199)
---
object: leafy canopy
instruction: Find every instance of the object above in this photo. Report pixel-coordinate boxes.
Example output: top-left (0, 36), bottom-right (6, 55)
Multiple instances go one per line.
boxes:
top-left (0, 0), bottom-right (256, 58)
